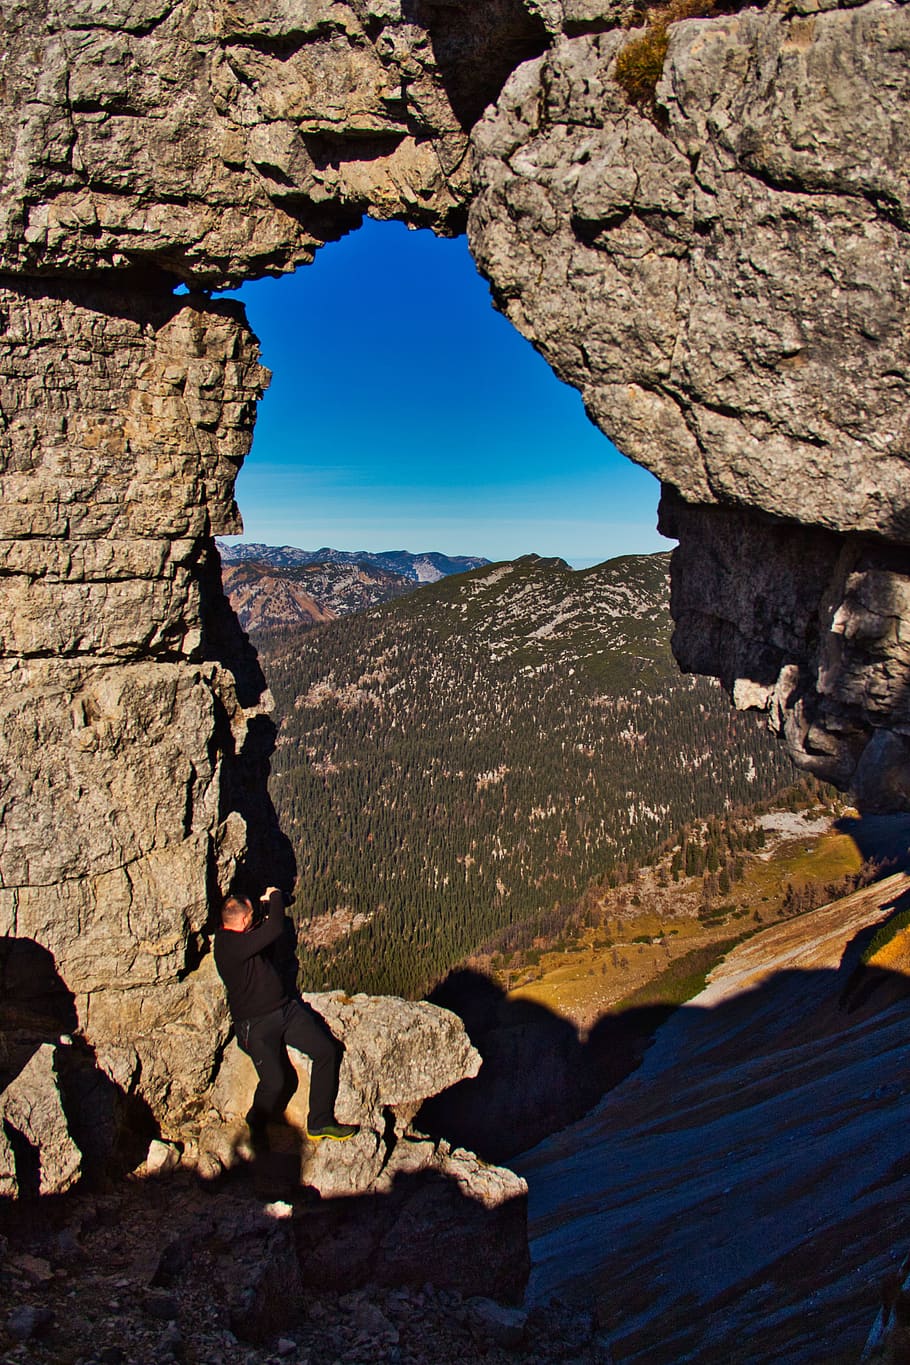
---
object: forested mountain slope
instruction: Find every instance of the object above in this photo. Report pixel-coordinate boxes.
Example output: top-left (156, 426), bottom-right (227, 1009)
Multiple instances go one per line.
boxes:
top-left (221, 558), bottom-right (415, 633)
top-left (258, 554), bottom-right (794, 996)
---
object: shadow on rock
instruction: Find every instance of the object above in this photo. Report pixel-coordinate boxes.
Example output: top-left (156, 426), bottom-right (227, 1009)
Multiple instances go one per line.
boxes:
top-left (517, 959), bottom-right (910, 1364)
top-left (416, 968), bottom-right (671, 1162)
top-left (838, 884), bottom-right (910, 1016)
top-left (834, 812), bottom-right (910, 871)
top-left (293, 1164), bottom-right (529, 1306)
top-left (203, 542), bottom-right (297, 897)
top-left (403, 0), bottom-right (551, 132)
top-left (1, 938), bottom-right (158, 1203)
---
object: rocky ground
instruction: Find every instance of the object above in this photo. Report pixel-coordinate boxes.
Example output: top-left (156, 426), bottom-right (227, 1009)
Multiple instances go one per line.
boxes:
top-left (0, 1167), bottom-right (610, 1365)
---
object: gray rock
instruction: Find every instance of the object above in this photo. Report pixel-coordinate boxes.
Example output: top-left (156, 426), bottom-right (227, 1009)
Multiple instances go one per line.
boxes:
top-left (0, 0), bottom-right (475, 286)
top-left (145, 1139), bottom-right (182, 1176)
top-left (0, 1123), bottom-right (17, 1198)
top-left (0, 1044), bottom-right (82, 1195)
top-left (205, 990), bottom-right (481, 1198)
top-left (466, 1296), bottom-right (529, 1348)
top-left (7, 1305), bottom-right (53, 1341)
top-left (660, 492), bottom-right (910, 808)
top-left (470, 10), bottom-right (910, 542)
top-left (0, 0), bottom-right (908, 1215)
top-left (467, 6), bottom-right (910, 805)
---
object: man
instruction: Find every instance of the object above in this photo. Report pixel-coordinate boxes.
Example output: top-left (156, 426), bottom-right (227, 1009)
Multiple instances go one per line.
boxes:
top-left (214, 886), bottom-right (359, 1142)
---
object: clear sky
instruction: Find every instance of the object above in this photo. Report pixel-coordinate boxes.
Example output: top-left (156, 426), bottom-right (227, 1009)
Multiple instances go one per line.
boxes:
top-left (223, 217), bottom-right (670, 568)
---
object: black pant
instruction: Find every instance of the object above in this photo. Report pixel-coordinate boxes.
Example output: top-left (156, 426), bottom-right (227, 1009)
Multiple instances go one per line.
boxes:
top-left (236, 999), bottom-right (342, 1129)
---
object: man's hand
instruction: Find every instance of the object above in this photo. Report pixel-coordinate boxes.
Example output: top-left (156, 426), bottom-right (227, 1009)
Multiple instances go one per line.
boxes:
top-left (261, 885), bottom-right (281, 903)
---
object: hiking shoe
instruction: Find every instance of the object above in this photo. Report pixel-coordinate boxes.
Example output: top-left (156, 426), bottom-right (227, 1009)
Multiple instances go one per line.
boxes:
top-left (307, 1122), bottom-right (359, 1142)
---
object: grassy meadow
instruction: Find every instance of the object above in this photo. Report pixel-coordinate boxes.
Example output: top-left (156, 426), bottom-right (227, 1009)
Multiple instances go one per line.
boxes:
top-left (497, 813), bottom-right (872, 1030)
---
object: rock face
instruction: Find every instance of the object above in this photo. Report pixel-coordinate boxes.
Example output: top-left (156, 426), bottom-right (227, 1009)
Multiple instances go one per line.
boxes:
top-left (199, 991), bottom-right (530, 1304)
top-left (517, 873), bottom-right (910, 1360)
top-left (220, 558), bottom-right (415, 634)
top-left (0, 278), bottom-right (289, 1127)
top-left (0, 0), bottom-right (908, 1143)
top-left (0, 0), bottom-right (550, 285)
top-left (202, 990), bottom-right (487, 1191)
top-left (662, 492), bottom-right (910, 811)
top-left (467, 4), bottom-right (910, 807)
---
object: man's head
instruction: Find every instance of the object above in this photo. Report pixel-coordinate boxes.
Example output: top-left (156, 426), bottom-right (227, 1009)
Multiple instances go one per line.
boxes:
top-left (221, 894), bottom-right (254, 933)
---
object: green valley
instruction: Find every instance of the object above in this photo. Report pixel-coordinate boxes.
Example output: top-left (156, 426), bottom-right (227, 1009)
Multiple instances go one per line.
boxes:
top-left (255, 552), bottom-right (800, 997)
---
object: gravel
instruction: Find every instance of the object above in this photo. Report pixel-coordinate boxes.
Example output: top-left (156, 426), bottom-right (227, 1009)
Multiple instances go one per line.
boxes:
top-left (0, 1172), bottom-right (611, 1364)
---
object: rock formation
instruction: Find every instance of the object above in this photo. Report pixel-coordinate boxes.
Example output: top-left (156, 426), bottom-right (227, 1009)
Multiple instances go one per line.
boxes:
top-left (467, 3), bottom-right (910, 807)
top-left (0, 986), bottom-right (530, 1303)
top-left (200, 989), bottom-right (494, 1193)
top-left (0, 0), bottom-right (907, 1149)
top-left (0, 1044), bottom-right (82, 1197)
top-left (517, 872), bottom-right (910, 1360)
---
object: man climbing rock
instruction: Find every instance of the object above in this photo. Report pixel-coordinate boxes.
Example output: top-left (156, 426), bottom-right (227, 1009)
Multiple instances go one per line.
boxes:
top-left (214, 887), bottom-right (359, 1143)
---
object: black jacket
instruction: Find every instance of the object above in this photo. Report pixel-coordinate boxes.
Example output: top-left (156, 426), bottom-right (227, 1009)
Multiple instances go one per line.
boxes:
top-left (213, 890), bottom-right (287, 1021)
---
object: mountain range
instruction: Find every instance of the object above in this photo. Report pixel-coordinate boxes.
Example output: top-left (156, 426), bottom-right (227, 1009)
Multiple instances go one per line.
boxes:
top-left (217, 540), bottom-right (489, 582)
top-left (220, 558), bottom-right (416, 634)
top-left (218, 541), bottom-right (493, 633)
top-left (255, 552), bottom-right (794, 996)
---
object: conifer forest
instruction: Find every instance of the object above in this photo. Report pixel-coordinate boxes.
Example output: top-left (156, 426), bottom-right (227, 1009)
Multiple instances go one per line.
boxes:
top-left (255, 554), bottom-right (795, 996)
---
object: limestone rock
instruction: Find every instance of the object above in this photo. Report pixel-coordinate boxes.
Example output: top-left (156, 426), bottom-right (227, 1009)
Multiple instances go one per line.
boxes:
top-left (662, 492), bottom-right (910, 808)
top-left (0, 0), bottom-right (480, 286)
top-left (199, 990), bottom-right (529, 1301)
top-left (0, 276), bottom-right (289, 1128)
top-left (0, 1123), bottom-right (17, 1199)
top-left (862, 1247), bottom-right (910, 1364)
top-left (469, 7), bottom-right (910, 544)
top-left (301, 989), bottom-right (482, 1131)
top-left (0, 1044), bottom-right (82, 1196)
top-left (145, 1138), bottom-right (181, 1176)
top-left (466, 4), bottom-right (910, 803)
top-left (519, 876), bottom-right (910, 1357)
top-left (205, 990), bottom-right (482, 1195)
top-left (0, 0), bottom-right (909, 1166)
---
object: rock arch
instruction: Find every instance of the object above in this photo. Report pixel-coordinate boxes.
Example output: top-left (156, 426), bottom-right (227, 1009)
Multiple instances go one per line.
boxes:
top-left (1, 0), bottom-right (908, 1132)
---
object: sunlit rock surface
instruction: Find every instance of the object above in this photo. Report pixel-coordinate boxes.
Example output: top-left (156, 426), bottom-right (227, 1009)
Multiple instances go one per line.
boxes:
top-left (468, 5), bottom-right (910, 804)
top-left (0, 0), bottom-right (908, 1144)
top-left (0, 1044), bottom-right (82, 1197)
top-left (517, 873), bottom-right (910, 1362)
top-left (203, 990), bottom-right (486, 1194)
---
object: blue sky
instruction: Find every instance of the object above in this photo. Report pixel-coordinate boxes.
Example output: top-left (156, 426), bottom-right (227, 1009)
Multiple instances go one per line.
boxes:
top-left (224, 217), bottom-right (670, 567)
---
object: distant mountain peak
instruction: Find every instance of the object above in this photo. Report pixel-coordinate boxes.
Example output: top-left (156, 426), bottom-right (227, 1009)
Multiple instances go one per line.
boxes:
top-left (217, 540), bottom-right (490, 582)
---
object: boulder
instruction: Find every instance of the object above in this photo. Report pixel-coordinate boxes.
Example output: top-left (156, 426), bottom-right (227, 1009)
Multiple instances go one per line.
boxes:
top-left (204, 990), bottom-right (482, 1196)
top-left (0, 1044), bottom-right (82, 1196)
top-left (294, 1140), bottom-right (530, 1304)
